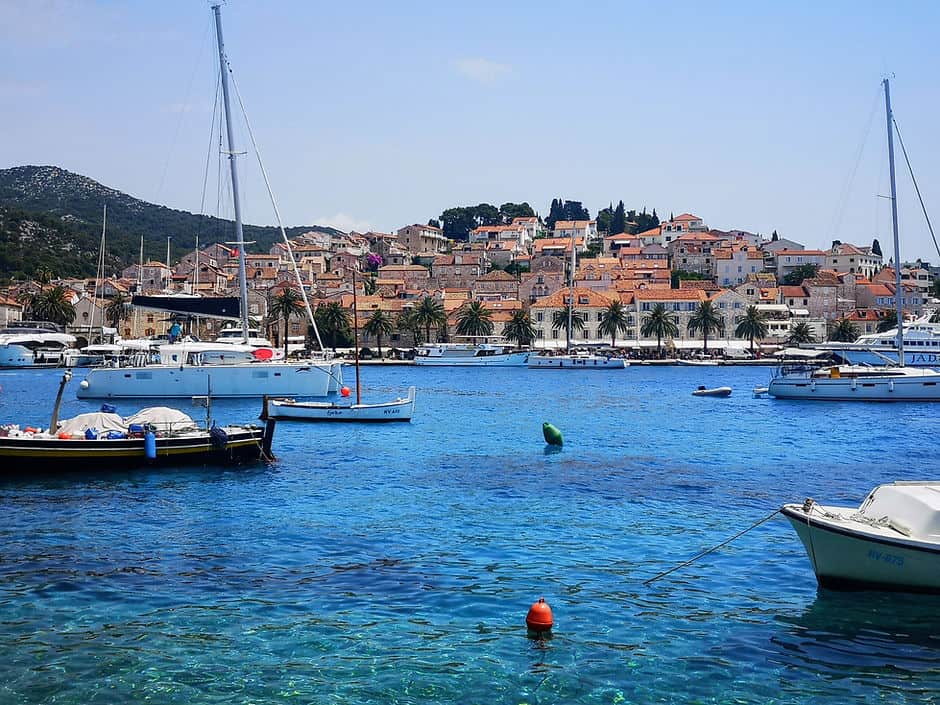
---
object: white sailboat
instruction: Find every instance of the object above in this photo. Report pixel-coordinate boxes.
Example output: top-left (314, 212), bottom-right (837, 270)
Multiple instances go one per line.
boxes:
top-left (268, 269), bottom-right (416, 421)
top-left (768, 78), bottom-right (940, 401)
top-left (76, 4), bottom-right (342, 399)
top-left (528, 230), bottom-right (627, 370)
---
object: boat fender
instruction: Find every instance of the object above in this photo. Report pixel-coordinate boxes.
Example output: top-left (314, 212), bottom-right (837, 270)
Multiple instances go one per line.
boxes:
top-left (542, 422), bottom-right (563, 447)
top-left (210, 425), bottom-right (229, 450)
top-left (57, 431), bottom-right (71, 439)
top-left (144, 431), bottom-right (157, 460)
top-left (23, 426), bottom-right (38, 434)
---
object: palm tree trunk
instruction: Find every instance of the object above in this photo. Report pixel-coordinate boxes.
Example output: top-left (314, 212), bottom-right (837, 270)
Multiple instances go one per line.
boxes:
top-left (377, 333), bottom-right (383, 358)
top-left (657, 334), bottom-right (662, 358)
top-left (703, 331), bottom-right (709, 352)
top-left (283, 315), bottom-right (289, 359)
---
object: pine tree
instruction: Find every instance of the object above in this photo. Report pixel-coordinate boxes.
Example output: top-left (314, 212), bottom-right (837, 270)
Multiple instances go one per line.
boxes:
top-left (611, 200), bottom-right (626, 235)
top-left (772, 230), bottom-right (779, 242)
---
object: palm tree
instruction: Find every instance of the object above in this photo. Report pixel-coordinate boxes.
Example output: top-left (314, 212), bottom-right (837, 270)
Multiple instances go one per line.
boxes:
top-left (455, 301), bottom-right (494, 337)
top-left (502, 310), bottom-right (536, 348)
top-left (16, 290), bottom-right (36, 319)
top-left (551, 306), bottom-right (585, 349)
top-left (34, 267), bottom-right (53, 285)
top-left (786, 321), bottom-right (817, 345)
top-left (315, 301), bottom-right (351, 352)
top-left (828, 317), bottom-right (859, 342)
top-left (598, 301), bottom-right (630, 347)
top-left (105, 293), bottom-right (131, 330)
top-left (734, 305), bottom-right (769, 354)
top-left (687, 300), bottom-right (725, 353)
top-left (876, 310), bottom-right (898, 333)
top-left (396, 309), bottom-right (422, 346)
top-left (268, 288), bottom-right (305, 358)
top-left (641, 303), bottom-right (679, 358)
top-left (32, 285), bottom-right (76, 326)
top-left (363, 309), bottom-right (394, 357)
top-left (414, 296), bottom-right (446, 344)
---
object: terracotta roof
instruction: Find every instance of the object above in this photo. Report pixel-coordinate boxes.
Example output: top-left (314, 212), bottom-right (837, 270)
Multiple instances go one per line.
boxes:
top-left (780, 286), bottom-right (807, 297)
top-left (672, 213), bottom-right (701, 222)
top-left (530, 286), bottom-right (616, 308)
top-left (632, 288), bottom-right (708, 302)
top-left (636, 226), bottom-right (661, 238)
top-left (553, 220), bottom-right (594, 229)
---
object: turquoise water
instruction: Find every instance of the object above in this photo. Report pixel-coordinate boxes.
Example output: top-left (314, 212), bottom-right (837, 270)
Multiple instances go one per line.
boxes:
top-left (0, 365), bottom-right (938, 704)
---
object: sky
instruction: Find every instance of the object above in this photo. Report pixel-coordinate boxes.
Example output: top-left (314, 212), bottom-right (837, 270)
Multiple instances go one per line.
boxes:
top-left (2, 0), bottom-right (940, 263)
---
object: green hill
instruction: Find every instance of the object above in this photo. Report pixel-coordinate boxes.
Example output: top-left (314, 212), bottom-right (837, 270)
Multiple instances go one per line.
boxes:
top-left (0, 165), bottom-right (341, 281)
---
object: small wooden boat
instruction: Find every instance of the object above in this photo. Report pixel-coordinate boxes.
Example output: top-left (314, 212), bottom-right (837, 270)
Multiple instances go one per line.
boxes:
top-left (266, 386), bottom-right (416, 422)
top-left (0, 373), bottom-right (275, 471)
top-left (692, 385), bottom-right (732, 397)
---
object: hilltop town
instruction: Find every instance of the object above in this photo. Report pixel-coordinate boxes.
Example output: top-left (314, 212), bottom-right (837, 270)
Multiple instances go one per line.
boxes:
top-left (2, 207), bottom-right (938, 356)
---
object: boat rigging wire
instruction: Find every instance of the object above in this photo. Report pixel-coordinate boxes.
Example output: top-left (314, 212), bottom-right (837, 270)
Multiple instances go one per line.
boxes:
top-left (643, 509), bottom-right (780, 585)
top-left (225, 63), bottom-right (326, 351)
top-left (829, 87), bottom-right (881, 242)
top-left (892, 116), bottom-right (940, 261)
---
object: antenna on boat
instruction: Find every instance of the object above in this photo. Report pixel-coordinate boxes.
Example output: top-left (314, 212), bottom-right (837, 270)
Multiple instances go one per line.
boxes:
top-left (212, 3), bottom-right (252, 345)
top-left (883, 77), bottom-right (904, 367)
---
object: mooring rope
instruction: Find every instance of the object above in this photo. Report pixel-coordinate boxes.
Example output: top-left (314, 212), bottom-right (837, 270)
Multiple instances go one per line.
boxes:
top-left (644, 509), bottom-right (781, 585)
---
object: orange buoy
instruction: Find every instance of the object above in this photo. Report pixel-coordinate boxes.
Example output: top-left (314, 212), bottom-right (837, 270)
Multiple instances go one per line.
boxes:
top-left (57, 432), bottom-right (71, 439)
top-left (341, 386), bottom-right (351, 397)
top-left (525, 597), bottom-right (553, 632)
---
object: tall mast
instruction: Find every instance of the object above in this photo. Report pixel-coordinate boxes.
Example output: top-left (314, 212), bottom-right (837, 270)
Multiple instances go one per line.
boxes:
top-left (883, 77), bottom-right (904, 366)
top-left (212, 3), bottom-right (252, 343)
top-left (567, 226), bottom-right (575, 352)
top-left (352, 268), bottom-right (361, 405)
top-left (90, 203), bottom-right (106, 338)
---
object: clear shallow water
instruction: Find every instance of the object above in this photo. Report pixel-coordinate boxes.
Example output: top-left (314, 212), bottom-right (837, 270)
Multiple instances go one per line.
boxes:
top-left (0, 365), bottom-right (938, 704)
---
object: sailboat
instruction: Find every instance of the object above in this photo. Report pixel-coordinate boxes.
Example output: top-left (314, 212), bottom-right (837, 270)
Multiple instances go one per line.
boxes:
top-left (767, 78), bottom-right (940, 401)
top-left (528, 228), bottom-right (628, 369)
top-left (75, 4), bottom-right (343, 400)
top-left (266, 268), bottom-right (416, 421)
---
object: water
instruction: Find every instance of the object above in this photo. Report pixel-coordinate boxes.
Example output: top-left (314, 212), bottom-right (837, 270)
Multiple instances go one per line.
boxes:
top-left (1, 365), bottom-right (938, 704)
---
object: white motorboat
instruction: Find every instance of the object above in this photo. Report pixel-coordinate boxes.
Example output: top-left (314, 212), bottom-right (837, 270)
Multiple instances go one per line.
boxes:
top-left (692, 385), bottom-right (732, 397)
top-left (767, 364), bottom-right (940, 401)
top-left (807, 315), bottom-right (940, 367)
top-left (267, 386), bottom-right (415, 422)
top-left (677, 358), bottom-right (719, 367)
top-left (414, 339), bottom-right (529, 366)
top-left (74, 4), bottom-right (342, 399)
top-left (781, 482), bottom-right (940, 593)
top-left (527, 351), bottom-right (628, 369)
top-left (768, 79), bottom-right (939, 402)
top-left (0, 321), bottom-right (76, 368)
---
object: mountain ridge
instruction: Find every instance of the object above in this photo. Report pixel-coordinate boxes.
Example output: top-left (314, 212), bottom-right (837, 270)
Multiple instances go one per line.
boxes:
top-left (0, 165), bottom-right (342, 281)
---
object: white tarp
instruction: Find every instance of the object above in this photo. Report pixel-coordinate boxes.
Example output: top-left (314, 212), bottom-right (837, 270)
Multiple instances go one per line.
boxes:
top-left (57, 412), bottom-right (126, 436)
top-left (125, 407), bottom-right (196, 431)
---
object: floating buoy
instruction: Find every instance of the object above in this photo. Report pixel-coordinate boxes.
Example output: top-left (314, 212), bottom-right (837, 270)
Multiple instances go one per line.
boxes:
top-left (542, 422), bottom-right (563, 446)
top-left (526, 597), bottom-right (553, 632)
top-left (341, 386), bottom-right (351, 398)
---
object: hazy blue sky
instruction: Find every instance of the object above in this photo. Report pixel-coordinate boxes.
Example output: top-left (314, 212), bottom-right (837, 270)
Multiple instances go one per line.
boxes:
top-left (2, 1), bottom-right (940, 262)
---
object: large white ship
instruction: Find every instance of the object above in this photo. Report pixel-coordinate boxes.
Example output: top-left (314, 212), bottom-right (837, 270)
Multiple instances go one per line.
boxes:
top-left (809, 315), bottom-right (940, 367)
top-left (0, 321), bottom-right (76, 368)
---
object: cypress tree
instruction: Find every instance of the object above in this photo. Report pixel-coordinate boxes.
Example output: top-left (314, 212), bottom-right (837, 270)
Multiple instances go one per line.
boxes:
top-left (611, 200), bottom-right (626, 235)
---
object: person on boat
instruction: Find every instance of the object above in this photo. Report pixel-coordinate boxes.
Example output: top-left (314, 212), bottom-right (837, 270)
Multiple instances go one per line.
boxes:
top-left (168, 321), bottom-right (182, 343)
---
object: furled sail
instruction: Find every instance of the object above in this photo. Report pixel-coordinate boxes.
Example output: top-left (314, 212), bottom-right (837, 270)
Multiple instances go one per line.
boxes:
top-left (131, 296), bottom-right (240, 320)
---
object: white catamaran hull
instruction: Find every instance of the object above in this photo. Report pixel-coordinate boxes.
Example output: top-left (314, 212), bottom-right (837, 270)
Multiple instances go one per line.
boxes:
top-left (76, 361), bottom-right (343, 399)
top-left (414, 351), bottom-right (530, 366)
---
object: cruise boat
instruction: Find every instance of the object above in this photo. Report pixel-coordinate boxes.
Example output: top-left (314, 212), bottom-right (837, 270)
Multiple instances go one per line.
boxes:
top-left (781, 482), bottom-right (940, 592)
top-left (414, 338), bottom-right (530, 366)
top-left (527, 350), bottom-right (628, 369)
top-left (74, 4), bottom-right (342, 399)
top-left (0, 321), bottom-right (76, 368)
top-left (808, 315), bottom-right (940, 367)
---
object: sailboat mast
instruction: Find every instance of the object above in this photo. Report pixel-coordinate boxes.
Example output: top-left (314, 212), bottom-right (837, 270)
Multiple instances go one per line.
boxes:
top-left (352, 267), bottom-right (362, 405)
top-left (883, 77), bottom-right (904, 366)
top-left (567, 227), bottom-right (575, 352)
top-left (89, 203), bottom-right (106, 338)
top-left (212, 3), bottom-right (252, 344)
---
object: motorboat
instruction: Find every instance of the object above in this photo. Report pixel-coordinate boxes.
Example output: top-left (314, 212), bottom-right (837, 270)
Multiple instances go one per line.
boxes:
top-left (414, 339), bottom-right (530, 366)
top-left (692, 385), bottom-right (732, 397)
top-left (677, 358), bottom-right (720, 367)
top-left (267, 386), bottom-right (416, 422)
top-left (0, 321), bottom-right (76, 368)
top-left (0, 373), bottom-right (275, 471)
top-left (767, 364), bottom-right (940, 401)
top-left (527, 351), bottom-right (628, 369)
top-left (781, 482), bottom-right (940, 592)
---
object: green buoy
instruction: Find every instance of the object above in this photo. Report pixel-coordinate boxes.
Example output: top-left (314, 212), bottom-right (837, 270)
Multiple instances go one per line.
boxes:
top-left (542, 422), bottom-right (563, 446)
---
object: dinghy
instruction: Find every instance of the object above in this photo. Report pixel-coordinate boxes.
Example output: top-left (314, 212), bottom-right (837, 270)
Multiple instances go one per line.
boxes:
top-left (692, 386), bottom-right (732, 397)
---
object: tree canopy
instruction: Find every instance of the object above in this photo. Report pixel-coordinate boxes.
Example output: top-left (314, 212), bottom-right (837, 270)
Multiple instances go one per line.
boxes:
top-left (438, 202), bottom-right (535, 241)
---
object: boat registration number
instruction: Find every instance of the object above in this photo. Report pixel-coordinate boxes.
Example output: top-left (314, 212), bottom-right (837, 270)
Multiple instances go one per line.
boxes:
top-left (868, 549), bottom-right (904, 567)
